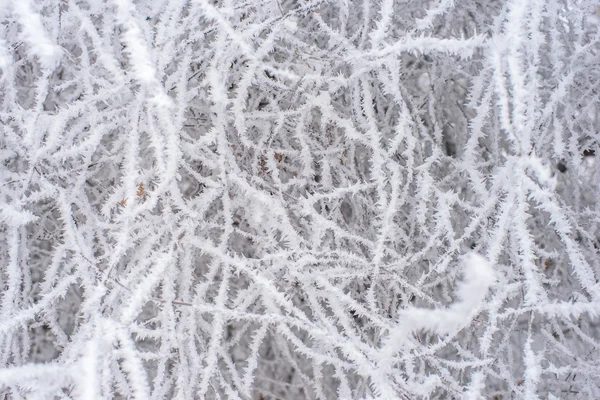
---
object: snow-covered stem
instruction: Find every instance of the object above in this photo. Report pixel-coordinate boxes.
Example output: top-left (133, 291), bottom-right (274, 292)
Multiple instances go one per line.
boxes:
top-left (1, 0), bottom-right (599, 399)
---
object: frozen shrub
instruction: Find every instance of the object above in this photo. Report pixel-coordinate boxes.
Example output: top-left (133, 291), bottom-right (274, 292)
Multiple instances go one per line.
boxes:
top-left (0, 0), bottom-right (599, 398)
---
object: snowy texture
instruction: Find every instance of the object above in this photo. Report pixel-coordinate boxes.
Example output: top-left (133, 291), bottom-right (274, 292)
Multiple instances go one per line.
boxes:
top-left (1, 0), bottom-right (600, 399)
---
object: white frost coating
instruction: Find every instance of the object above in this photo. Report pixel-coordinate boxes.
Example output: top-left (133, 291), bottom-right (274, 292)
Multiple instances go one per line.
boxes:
top-left (113, 0), bottom-right (157, 85)
top-left (0, 1), bottom-right (599, 398)
top-left (113, 0), bottom-right (172, 108)
top-left (378, 254), bottom-right (496, 374)
top-left (416, 0), bottom-right (457, 30)
top-left (464, 371), bottom-right (486, 400)
top-left (0, 204), bottom-right (39, 227)
top-left (119, 251), bottom-right (173, 324)
top-left (78, 339), bottom-right (100, 400)
top-left (10, 0), bottom-right (61, 70)
top-left (0, 37), bottom-right (11, 71)
top-left (523, 335), bottom-right (542, 399)
top-left (0, 363), bottom-right (73, 395)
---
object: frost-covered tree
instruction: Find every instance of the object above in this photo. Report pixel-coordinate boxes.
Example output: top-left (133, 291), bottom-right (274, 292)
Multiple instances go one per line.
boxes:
top-left (1, 0), bottom-right (600, 398)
